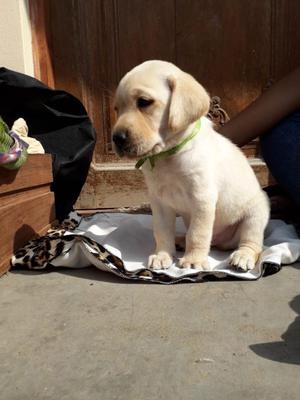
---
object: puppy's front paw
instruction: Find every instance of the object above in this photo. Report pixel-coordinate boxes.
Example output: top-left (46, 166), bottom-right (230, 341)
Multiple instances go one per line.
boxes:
top-left (148, 252), bottom-right (173, 270)
top-left (229, 249), bottom-right (258, 271)
top-left (179, 251), bottom-right (210, 270)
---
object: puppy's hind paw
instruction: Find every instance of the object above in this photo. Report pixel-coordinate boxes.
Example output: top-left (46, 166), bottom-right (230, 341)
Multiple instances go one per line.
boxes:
top-left (229, 249), bottom-right (258, 271)
top-left (148, 252), bottom-right (173, 270)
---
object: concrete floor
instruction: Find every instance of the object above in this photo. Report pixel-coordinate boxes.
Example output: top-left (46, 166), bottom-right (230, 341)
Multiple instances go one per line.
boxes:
top-left (0, 264), bottom-right (299, 400)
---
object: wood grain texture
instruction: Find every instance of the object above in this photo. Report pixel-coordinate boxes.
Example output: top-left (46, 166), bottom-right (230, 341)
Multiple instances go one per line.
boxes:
top-left (29, 0), bottom-right (299, 209)
top-left (271, 0), bottom-right (300, 80)
top-left (30, 0), bottom-right (300, 140)
top-left (117, 0), bottom-right (176, 77)
top-left (29, 0), bottom-right (54, 87)
top-left (0, 192), bottom-right (55, 276)
top-left (0, 154), bottom-right (53, 195)
top-left (0, 155), bottom-right (55, 276)
top-left (175, 0), bottom-right (271, 117)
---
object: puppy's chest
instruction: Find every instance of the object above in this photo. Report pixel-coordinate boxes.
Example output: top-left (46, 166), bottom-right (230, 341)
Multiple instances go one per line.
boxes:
top-left (143, 166), bottom-right (195, 210)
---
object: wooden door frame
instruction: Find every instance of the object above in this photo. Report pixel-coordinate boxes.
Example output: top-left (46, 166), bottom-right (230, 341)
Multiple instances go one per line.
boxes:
top-left (28, 0), bottom-right (54, 88)
top-left (28, 0), bottom-right (274, 210)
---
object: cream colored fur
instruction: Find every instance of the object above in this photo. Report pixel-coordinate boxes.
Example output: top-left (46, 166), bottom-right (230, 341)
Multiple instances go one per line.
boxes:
top-left (113, 60), bottom-right (270, 271)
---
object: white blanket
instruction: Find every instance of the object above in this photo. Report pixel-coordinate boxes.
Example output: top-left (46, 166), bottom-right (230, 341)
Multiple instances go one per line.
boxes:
top-left (49, 213), bottom-right (300, 283)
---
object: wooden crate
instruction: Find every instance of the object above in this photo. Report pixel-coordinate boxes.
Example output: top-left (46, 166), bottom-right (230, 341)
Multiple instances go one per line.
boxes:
top-left (0, 154), bottom-right (56, 276)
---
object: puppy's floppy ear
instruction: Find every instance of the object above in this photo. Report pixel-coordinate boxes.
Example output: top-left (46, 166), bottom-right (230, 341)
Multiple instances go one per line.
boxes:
top-left (167, 72), bottom-right (210, 133)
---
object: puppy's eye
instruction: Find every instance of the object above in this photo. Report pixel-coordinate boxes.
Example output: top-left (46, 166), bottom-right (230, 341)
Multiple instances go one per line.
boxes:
top-left (137, 97), bottom-right (154, 108)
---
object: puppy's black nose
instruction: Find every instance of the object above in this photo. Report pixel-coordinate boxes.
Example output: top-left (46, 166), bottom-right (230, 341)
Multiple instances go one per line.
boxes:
top-left (112, 130), bottom-right (129, 149)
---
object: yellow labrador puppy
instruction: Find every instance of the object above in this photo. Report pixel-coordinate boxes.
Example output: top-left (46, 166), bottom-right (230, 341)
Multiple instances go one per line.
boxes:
top-left (112, 60), bottom-right (269, 271)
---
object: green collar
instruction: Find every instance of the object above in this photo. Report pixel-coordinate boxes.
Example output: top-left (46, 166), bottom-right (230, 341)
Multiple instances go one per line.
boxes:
top-left (135, 119), bottom-right (201, 170)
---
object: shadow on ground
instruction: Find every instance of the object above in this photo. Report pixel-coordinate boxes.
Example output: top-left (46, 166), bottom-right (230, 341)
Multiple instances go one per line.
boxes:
top-left (250, 292), bottom-right (300, 365)
top-left (10, 267), bottom-right (146, 285)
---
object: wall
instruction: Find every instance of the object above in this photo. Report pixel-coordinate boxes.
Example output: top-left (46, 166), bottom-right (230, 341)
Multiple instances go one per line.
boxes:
top-left (0, 0), bottom-right (34, 75)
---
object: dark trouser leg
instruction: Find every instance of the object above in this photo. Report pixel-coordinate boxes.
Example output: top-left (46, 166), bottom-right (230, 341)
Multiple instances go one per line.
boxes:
top-left (260, 110), bottom-right (300, 207)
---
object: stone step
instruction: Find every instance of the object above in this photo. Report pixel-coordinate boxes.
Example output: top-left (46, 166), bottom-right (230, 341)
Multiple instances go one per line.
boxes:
top-left (249, 157), bottom-right (275, 187)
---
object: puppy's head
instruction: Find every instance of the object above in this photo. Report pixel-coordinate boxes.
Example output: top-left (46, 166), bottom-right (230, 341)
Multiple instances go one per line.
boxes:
top-left (112, 60), bottom-right (210, 158)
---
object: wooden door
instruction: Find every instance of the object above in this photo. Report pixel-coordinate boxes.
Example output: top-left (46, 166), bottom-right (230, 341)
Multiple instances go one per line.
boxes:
top-left (29, 0), bottom-right (300, 209)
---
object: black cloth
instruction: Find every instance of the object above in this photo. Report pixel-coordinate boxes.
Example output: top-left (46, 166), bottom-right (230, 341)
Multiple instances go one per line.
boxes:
top-left (0, 68), bottom-right (96, 221)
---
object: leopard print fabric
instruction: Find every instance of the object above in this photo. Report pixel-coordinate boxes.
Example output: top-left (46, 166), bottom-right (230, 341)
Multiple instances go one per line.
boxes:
top-left (11, 214), bottom-right (81, 269)
top-left (11, 212), bottom-right (281, 284)
top-left (10, 212), bottom-right (203, 283)
top-left (11, 213), bottom-right (123, 270)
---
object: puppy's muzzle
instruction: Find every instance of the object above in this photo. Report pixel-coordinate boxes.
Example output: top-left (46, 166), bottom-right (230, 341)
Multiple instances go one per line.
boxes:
top-left (112, 129), bottom-right (130, 153)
